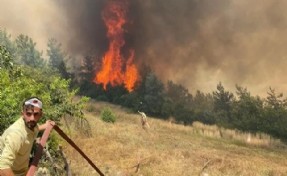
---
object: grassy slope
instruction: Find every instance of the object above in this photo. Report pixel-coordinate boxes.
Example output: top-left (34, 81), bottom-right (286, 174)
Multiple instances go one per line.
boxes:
top-left (60, 101), bottom-right (287, 176)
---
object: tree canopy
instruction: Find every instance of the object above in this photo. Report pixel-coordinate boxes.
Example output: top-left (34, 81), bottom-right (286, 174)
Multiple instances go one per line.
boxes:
top-left (0, 42), bottom-right (87, 134)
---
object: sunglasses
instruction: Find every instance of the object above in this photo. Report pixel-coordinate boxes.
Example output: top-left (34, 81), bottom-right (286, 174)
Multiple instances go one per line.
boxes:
top-left (25, 112), bottom-right (41, 117)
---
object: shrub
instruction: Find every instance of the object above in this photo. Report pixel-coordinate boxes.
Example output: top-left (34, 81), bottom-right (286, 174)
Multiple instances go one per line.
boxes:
top-left (101, 107), bottom-right (116, 123)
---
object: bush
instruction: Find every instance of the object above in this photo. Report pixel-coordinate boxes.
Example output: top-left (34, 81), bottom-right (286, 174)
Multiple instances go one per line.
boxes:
top-left (0, 45), bottom-right (89, 133)
top-left (101, 107), bottom-right (116, 123)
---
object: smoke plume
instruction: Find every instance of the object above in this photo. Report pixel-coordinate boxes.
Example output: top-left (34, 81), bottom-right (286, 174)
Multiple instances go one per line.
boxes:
top-left (1, 0), bottom-right (287, 96)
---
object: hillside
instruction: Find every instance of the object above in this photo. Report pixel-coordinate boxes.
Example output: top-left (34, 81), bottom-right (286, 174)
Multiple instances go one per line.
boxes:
top-left (59, 100), bottom-right (287, 176)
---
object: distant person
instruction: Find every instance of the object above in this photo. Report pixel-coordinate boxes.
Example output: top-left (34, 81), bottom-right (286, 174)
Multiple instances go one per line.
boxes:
top-left (0, 97), bottom-right (51, 176)
top-left (138, 111), bottom-right (150, 130)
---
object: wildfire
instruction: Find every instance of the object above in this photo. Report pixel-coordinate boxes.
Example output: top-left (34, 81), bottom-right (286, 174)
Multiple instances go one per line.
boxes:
top-left (93, 0), bottom-right (139, 92)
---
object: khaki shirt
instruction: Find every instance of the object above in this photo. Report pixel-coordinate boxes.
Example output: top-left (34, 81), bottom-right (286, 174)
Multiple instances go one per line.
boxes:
top-left (0, 118), bottom-right (39, 176)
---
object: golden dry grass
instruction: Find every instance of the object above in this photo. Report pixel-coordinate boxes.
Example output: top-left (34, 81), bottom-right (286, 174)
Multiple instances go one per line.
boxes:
top-left (59, 101), bottom-right (287, 176)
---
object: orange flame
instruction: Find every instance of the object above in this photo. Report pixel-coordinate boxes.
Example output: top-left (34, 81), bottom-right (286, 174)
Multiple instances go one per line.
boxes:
top-left (94, 0), bottom-right (139, 92)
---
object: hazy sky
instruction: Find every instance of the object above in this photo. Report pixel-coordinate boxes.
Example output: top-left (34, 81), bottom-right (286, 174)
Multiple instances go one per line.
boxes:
top-left (1, 0), bottom-right (287, 97)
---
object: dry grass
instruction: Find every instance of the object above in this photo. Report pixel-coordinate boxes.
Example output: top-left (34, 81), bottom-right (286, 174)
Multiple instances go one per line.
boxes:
top-left (59, 101), bottom-right (287, 176)
top-left (192, 122), bottom-right (284, 148)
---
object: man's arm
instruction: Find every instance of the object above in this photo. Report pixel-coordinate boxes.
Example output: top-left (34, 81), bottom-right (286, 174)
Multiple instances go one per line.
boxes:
top-left (0, 168), bottom-right (14, 176)
top-left (38, 120), bottom-right (53, 131)
top-left (0, 132), bottom-right (22, 176)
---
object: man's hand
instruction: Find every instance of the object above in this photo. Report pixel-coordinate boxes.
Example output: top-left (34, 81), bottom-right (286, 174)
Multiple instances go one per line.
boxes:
top-left (38, 120), bottom-right (54, 131)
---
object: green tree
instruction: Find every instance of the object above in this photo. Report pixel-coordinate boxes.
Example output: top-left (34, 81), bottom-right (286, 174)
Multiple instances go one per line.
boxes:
top-left (160, 97), bottom-right (173, 118)
top-left (213, 82), bottom-right (235, 127)
top-left (79, 55), bottom-right (96, 81)
top-left (165, 81), bottom-right (193, 122)
top-left (265, 87), bottom-right (287, 109)
top-left (0, 29), bottom-right (17, 59)
top-left (47, 38), bottom-right (70, 79)
top-left (0, 45), bottom-right (88, 134)
top-left (0, 45), bottom-right (14, 71)
top-left (128, 64), bottom-right (151, 112)
top-left (142, 72), bottom-right (165, 116)
top-left (192, 91), bottom-right (215, 124)
top-left (262, 88), bottom-right (287, 139)
top-left (76, 55), bottom-right (105, 98)
top-left (0, 45), bottom-right (23, 130)
top-left (15, 34), bottom-right (45, 67)
top-left (232, 85), bottom-right (263, 132)
top-left (166, 81), bottom-right (193, 106)
top-left (119, 91), bottom-right (141, 111)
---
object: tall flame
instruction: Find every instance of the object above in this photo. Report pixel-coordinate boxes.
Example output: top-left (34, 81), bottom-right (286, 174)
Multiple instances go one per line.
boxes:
top-left (94, 0), bottom-right (139, 92)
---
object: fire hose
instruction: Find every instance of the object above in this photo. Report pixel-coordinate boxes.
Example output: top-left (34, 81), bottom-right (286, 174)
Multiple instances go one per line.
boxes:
top-left (26, 121), bottom-right (104, 176)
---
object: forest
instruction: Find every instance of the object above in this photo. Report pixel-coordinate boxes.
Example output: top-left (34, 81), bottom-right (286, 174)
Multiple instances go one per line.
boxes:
top-left (1, 28), bottom-right (287, 142)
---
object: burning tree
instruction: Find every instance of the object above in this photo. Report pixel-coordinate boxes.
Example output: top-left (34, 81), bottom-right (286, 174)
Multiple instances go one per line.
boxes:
top-left (93, 0), bottom-right (139, 92)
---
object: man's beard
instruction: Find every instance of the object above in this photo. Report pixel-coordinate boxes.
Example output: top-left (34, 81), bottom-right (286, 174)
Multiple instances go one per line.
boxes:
top-left (25, 121), bottom-right (37, 130)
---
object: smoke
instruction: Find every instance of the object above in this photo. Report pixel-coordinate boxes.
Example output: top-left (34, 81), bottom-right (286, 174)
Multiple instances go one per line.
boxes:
top-left (0, 0), bottom-right (68, 52)
top-left (1, 0), bottom-right (287, 96)
top-left (129, 0), bottom-right (287, 96)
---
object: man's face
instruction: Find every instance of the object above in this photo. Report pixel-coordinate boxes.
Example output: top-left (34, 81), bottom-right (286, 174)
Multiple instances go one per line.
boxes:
top-left (22, 106), bottom-right (42, 130)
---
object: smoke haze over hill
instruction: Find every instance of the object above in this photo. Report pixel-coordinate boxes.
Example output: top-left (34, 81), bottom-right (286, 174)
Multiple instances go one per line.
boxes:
top-left (1, 0), bottom-right (287, 96)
